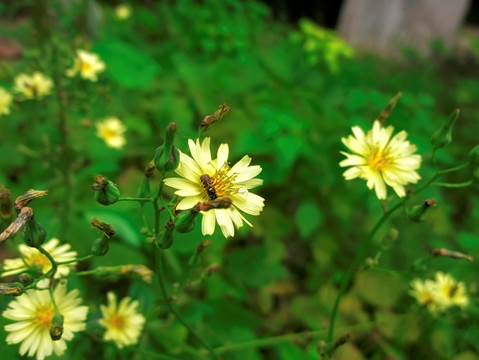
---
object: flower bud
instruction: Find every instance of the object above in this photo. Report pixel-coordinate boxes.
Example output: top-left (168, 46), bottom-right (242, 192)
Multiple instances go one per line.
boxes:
top-left (468, 145), bottom-right (479, 166)
top-left (121, 265), bottom-right (153, 283)
top-left (90, 218), bottom-right (116, 238)
top-left (0, 185), bottom-right (13, 219)
top-left (23, 219), bottom-right (46, 247)
top-left (14, 189), bottom-right (48, 212)
top-left (18, 273), bottom-right (34, 286)
top-left (136, 177), bottom-right (151, 198)
top-left (175, 208), bottom-right (199, 233)
top-left (0, 282), bottom-right (24, 296)
top-left (92, 175), bottom-right (120, 205)
top-left (378, 92), bottom-right (401, 124)
top-left (200, 103), bottom-right (230, 130)
top-left (157, 219), bottom-right (174, 249)
top-left (431, 109), bottom-right (460, 149)
top-left (92, 237), bottom-right (109, 256)
top-left (49, 313), bottom-right (64, 341)
top-left (431, 248), bottom-right (473, 262)
top-left (408, 198), bottom-right (436, 222)
top-left (188, 239), bottom-right (211, 266)
top-left (154, 123), bottom-right (180, 172)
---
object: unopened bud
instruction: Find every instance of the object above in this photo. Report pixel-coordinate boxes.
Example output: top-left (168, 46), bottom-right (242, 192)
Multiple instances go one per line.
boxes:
top-left (121, 265), bottom-right (153, 283)
top-left (23, 219), bottom-right (46, 247)
top-left (145, 160), bottom-right (155, 177)
top-left (49, 313), bottom-right (64, 340)
top-left (378, 92), bottom-right (402, 124)
top-left (91, 237), bottom-right (109, 256)
top-left (431, 109), bottom-right (460, 149)
top-left (136, 176), bottom-right (151, 198)
top-left (90, 218), bottom-right (116, 238)
top-left (0, 185), bottom-right (13, 219)
top-left (157, 219), bottom-right (174, 249)
top-left (432, 248), bottom-right (473, 262)
top-left (188, 239), bottom-right (212, 266)
top-left (175, 207), bottom-right (199, 233)
top-left (197, 198), bottom-right (233, 211)
top-left (0, 282), bottom-right (24, 296)
top-left (92, 175), bottom-right (120, 205)
top-left (18, 273), bottom-right (34, 285)
top-left (154, 123), bottom-right (180, 172)
top-left (206, 263), bottom-right (221, 276)
top-left (14, 189), bottom-right (48, 212)
top-left (408, 199), bottom-right (436, 222)
top-left (200, 103), bottom-right (230, 130)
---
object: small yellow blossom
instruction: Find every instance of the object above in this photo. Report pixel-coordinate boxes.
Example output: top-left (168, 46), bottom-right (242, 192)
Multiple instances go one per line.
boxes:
top-left (1, 238), bottom-right (77, 280)
top-left (115, 4), bottom-right (132, 20)
top-left (0, 87), bottom-right (13, 116)
top-left (164, 138), bottom-right (265, 238)
top-left (96, 117), bottom-right (127, 149)
top-left (67, 50), bottom-right (105, 82)
top-left (409, 278), bottom-right (440, 314)
top-left (340, 120), bottom-right (421, 199)
top-left (14, 72), bottom-right (53, 99)
top-left (99, 292), bottom-right (145, 349)
top-left (2, 282), bottom-right (88, 360)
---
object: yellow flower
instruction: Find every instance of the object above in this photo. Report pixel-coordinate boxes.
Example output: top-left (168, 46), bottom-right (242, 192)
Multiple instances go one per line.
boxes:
top-left (115, 4), bottom-right (132, 20)
top-left (67, 50), bottom-right (105, 82)
top-left (340, 120), bottom-right (421, 199)
top-left (0, 87), bottom-right (13, 115)
top-left (164, 138), bottom-right (265, 238)
top-left (1, 238), bottom-right (77, 280)
top-left (99, 292), bottom-right (145, 349)
top-left (2, 282), bottom-right (88, 360)
top-left (433, 272), bottom-right (468, 309)
top-left (409, 278), bottom-right (440, 314)
top-left (96, 117), bottom-right (126, 149)
top-left (14, 72), bottom-right (53, 99)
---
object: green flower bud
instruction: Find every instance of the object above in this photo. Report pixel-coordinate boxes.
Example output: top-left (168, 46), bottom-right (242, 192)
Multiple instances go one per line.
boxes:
top-left (0, 185), bottom-right (13, 219)
top-left (92, 175), bottom-right (121, 206)
top-left (407, 199), bottom-right (436, 222)
top-left (23, 219), bottom-right (46, 247)
top-left (175, 208), bottom-right (199, 233)
top-left (92, 237), bottom-right (109, 256)
top-left (378, 92), bottom-right (402, 124)
top-left (18, 273), bottom-right (34, 285)
top-left (431, 109), bottom-right (460, 149)
top-left (157, 219), bottom-right (174, 249)
top-left (50, 313), bottom-right (64, 341)
top-left (468, 145), bottom-right (479, 166)
top-left (0, 282), bottom-right (24, 296)
top-left (154, 123), bottom-right (180, 172)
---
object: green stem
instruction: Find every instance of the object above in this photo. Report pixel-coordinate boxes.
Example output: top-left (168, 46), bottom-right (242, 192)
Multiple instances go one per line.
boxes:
top-left (24, 245), bottom-right (58, 290)
top-left (154, 245), bottom-right (218, 359)
top-left (56, 254), bottom-right (94, 265)
top-left (432, 180), bottom-right (473, 188)
top-left (118, 197), bottom-right (153, 203)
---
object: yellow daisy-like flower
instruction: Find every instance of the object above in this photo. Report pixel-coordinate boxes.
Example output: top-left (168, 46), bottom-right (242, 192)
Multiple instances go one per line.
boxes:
top-left (0, 87), bottom-right (13, 116)
top-left (115, 4), bottom-right (132, 20)
top-left (164, 138), bottom-right (265, 238)
top-left (409, 278), bottom-right (440, 314)
top-left (339, 120), bottom-right (422, 199)
top-left (2, 282), bottom-right (88, 360)
top-left (66, 50), bottom-right (105, 82)
top-left (14, 72), bottom-right (53, 99)
top-left (1, 238), bottom-right (77, 280)
top-left (433, 272), bottom-right (468, 309)
top-left (99, 292), bottom-right (145, 349)
top-left (96, 117), bottom-right (126, 149)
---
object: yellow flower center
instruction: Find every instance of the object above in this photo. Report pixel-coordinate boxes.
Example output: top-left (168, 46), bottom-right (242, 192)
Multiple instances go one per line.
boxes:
top-left (207, 163), bottom-right (238, 199)
top-left (26, 252), bottom-right (49, 271)
top-left (35, 305), bottom-right (55, 328)
top-left (109, 314), bottom-right (124, 329)
top-left (442, 284), bottom-right (457, 298)
top-left (419, 292), bottom-right (432, 303)
top-left (101, 128), bottom-right (118, 141)
top-left (80, 59), bottom-right (92, 74)
top-left (368, 147), bottom-right (390, 171)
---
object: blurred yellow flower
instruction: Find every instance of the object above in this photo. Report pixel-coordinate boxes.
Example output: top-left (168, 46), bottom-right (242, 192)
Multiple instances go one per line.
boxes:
top-left (409, 278), bottom-right (440, 314)
top-left (67, 50), bottom-right (105, 82)
top-left (0, 87), bottom-right (13, 116)
top-left (1, 238), bottom-right (77, 281)
top-left (2, 282), bottom-right (88, 360)
top-left (96, 117), bottom-right (126, 149)
top-left (14, 72), bottom-right (53, 99)
top-left (115, 4), bottom-right (132, 20)
top-left (340, 120), bottom-right (421, 199)
top-left (99, 292), bottom-right (145, 349)
top-left (164, 137), bottom-right (265, 238)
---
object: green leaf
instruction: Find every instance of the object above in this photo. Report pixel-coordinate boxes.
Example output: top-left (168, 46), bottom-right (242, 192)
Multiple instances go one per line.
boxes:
top-left (294, 200), bottom-right (323, 239)
top-left (94, 40), bottom-right (159, 88)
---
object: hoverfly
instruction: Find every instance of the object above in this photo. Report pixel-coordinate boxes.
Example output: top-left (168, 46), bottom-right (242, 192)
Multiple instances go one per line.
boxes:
top-left (200, 174), bottom-right (218, 200)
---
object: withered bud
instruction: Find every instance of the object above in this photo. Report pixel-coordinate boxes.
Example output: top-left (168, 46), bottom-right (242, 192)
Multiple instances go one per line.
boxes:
top-left (92, 175), bottom-right (120, 205)
top-left (432, 248), bottom-right (473, 262)
top-left (145, 160), bottom-right (155, 177)
top-left (0, 207), bottom-right (34, 244)
top-left (206, 263), bottom-right (221, 276)
top-left (50, 313), bottom-right (64, 341)
top-left (0, 282), bottom-right (24, 296)
top-left (408, 198), bottom-right (436, 222)
top-left (18, 273), bottom-right (34, 285)
top-left (157, 218), bottom-right (175, 249)
top-left (378, 92), bottom-right (402, 124)
top-left (197, 239), bottom-right (212, 254)
top-left (121, 265), bottom-right (153, 283)
top-left (14, 189), bottom-right (48, 212)
top-left (91, 175), bottom-right (108, 191)
top-left (0, 185), bottom-right (13, 219)
top-left (200, 103), bottom-right (230, 130)
top-left (90, 218), bottom-right (116, 238)
top-left (197, 198), bottom-right (233, 211)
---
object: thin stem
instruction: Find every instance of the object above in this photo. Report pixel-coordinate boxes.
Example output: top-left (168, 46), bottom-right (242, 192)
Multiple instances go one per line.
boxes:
top-left (24, 245), bottom-right (58, 290)
top-left (154, 245), bottom-right (218, 359)
top-left (118, 197), bottom-right (153, 203)
top-left (56, 254), bottom-right (94, 265)
top-left (432, 180), bottom-right (473, 188)
top-left (437, 162), bottom-right (470, 175)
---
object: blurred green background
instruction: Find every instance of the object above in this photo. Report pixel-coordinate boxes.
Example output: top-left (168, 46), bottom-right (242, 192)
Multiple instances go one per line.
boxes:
top-left (1, 1), bottom-right (479, 359)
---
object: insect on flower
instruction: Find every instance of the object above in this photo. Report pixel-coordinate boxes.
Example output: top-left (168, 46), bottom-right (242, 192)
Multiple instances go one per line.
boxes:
top-left (200, 174), bottom-right (218, 200)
